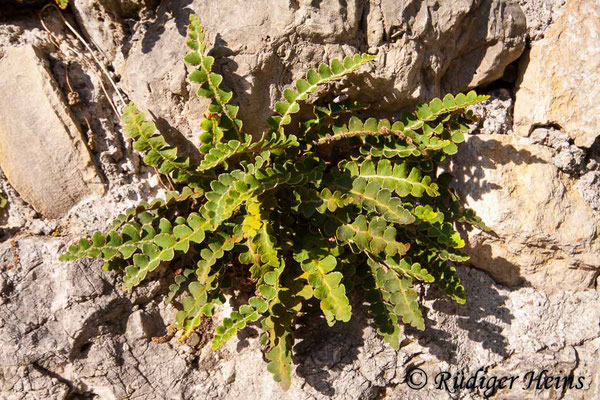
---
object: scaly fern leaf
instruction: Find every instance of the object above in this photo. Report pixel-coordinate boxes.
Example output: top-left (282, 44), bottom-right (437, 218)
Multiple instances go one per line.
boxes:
top-left (59, 12), bottom-right (490, 390)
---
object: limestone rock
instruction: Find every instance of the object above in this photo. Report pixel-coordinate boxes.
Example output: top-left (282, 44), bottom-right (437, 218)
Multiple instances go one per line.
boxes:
top-left (514, 0), bottom-right (600, 148)
top-left (69, 0), bottom-right (159, 65)
top-left (0, 45), bottom-right (104, 219)
top-left (469, 88), bottom-right (514, 136)
top-left (451, 134), bottom-right (599, 292)
top-left (517, 0), bottom-right (565, 40)
top-left (2, 2), bottom-right (599, 399)
top-left (1, 238), bottom-right (599, 399)
top-left (69, 0), bottom-right (126, 63)
top-left (529, 127), bottom-right (586, 174)
top-left (121, 0), bottom-right (526, 136)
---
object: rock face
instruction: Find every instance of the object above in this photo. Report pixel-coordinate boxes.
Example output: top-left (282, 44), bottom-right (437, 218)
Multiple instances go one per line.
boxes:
top-left (517, 0), bottom-right (565, 40)
top-left (0, 45), bottom-right (105, 219)
top-left (122, 0), bottom-right (526, 136)
top-left (70, 0), bottom-right (159, 66)
top-left (514, 0), bottom-right (600, 148)
top-left (451, 134), bottom-right (599, 291)
top-left (1, 1), bottom-right (599, 399)
top-left (1, 238), bottom-right (599, 399)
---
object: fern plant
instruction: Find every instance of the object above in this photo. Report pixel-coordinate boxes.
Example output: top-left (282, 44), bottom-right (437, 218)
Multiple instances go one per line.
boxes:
top-left (55, 0), bottom-right (69, 9)
top-left (0, 192), bottom-right (7, 211)
top-left (60, 14), bottom-right (488, 388)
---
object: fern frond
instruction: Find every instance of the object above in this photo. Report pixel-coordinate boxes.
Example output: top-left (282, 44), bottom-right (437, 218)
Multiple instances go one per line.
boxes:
top-left (211, 296), bottom-right (267, 349)
top-left (364, 273), bottom-right (402, 349)
top-left (295, 252), bottom-right (351, 325)
top-left (265, 331), bottom-right (293, 389)
top-left (367, 258), bottom-right (424, 330)
top-left (123, 104), bottom-right (208, 186)
top-left (59, 12), bottom-right (491, 390)
top-left (185, 15), bottom-right (244, 149)
top-left (196, 131), bottom-right (299, 172)
top-left (303, 101), bottom-right (368, 141)
top-left (344, 159), bottom-right (439, 197)
top-left (268, 54), bottom-right (375, 132)
top-left (336, 215), bottom-right (410, 257)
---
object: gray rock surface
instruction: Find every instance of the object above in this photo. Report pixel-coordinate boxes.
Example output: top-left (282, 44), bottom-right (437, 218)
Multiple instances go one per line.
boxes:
top-left (517, 0), bottom-right (565, 40)
top-left (528, 127), bottom-right (587, 174)
top-left (121, 0), bottom-right (527, 136)
top-left (470, 88), bottom-right (515, 136)
top-left (0, 45), bottom-right (105, 219)
top-left (1, 238), bottom-right (598, 399)
top-left (0, 1), bottom-right (599, 399)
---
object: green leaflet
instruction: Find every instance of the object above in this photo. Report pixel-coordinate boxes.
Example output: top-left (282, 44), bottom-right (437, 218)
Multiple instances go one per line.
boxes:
top-left (297, 254), bottom-right (351, 326)
top-left (55, 0), bottom-right (69, 9)
top-left (344, 159), bottom-right (439, 198)
top-left (186, 15), bottom-right (244, 150)
top-left (336, 215), bottom-right (410, 257)
top-left (368, 258), bottom-right (425, 331)
top-left (0, 192), bottom-right (7, 211)
top-left (58, 11), bottom-right (490, 391)
top-left (269, 54), bottom-right (375, 132)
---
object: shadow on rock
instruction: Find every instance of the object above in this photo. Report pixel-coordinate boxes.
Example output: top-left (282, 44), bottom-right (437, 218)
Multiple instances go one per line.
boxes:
top-left (451, 135), bottom-right (547, 201)
top-left (410, 265), bottom-right (523, 365)
top-left (293, 296), bottom-right (367, 397)
top-left (142, 0), bottom-right (193, 54)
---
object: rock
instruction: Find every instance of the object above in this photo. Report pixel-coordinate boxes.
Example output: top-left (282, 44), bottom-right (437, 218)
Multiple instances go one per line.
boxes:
top-left (451, 134), bottom-right (599, 292)
top-left (69, 0), bottom-right (127, 64)
top-left (0, 45), bottom-right (105, 219)
top-left (517, 0), bottom-right (565, 40)
top-left (69, 0), bottom-right (159, 66)
top-left (514, 0), bottom-right (600, 148)
top-left (121, 0), bottom-right (526, 136)
top-left (528, 127), bottom-right (586, 174)
top-left (575, 171), bottom-right (600, 213)
top-left (470, 88), bottom-right (514, 135)
top-left (2, 238), bottom-right (599, 399)
top-left (120, 1), bottom-right (210, 153)
top-left (125, 310), bottom-right (157, 343)
top-left (2, 2), bottom-right (599, 399)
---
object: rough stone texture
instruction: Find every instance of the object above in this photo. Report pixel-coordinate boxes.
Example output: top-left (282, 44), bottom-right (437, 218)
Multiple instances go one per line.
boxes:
top-left (0, 45), bottom-right (105, 219)
top-left (1, 238), bottom-right (599, 399)
top-left (514, 0), bottom-right (600, 148)
top-left (69, 0), bottom-right (159, 67)
top-left (575, 171), bottom-right (600, 214)
top-left (121, 0), bottom-right (526, 137)
top-left (451, 134), bottom-right (599, 291)
top-left (470, 88), bottom-right (515, 136)
top-left (1, 1), bottom-right (599, 399)
top-left (529, 127), bottom-right (587, 174)
top-left (517, 0), bottom-right (565, 40)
